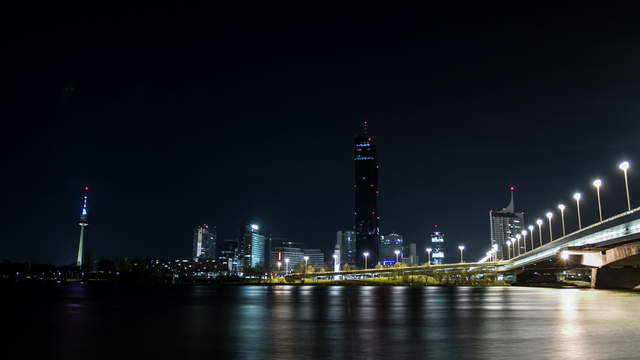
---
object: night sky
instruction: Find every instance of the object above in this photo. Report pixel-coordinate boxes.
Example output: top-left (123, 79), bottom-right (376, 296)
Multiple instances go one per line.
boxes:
top-left (3, 4), bottom-right (640, 265)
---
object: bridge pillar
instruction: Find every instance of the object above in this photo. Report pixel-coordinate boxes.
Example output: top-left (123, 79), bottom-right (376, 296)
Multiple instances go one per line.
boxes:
top-left (591, 267), bottom-right (640, 289)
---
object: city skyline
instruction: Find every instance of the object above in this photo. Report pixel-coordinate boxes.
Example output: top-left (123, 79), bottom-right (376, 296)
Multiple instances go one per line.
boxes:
top-left (3, 4), bottom-right (640, 265)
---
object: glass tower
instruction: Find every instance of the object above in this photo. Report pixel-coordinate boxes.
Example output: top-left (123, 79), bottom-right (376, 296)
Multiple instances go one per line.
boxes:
top-left (430, 227), bottom-right (446, 265)
top-left (489, 187), bottom-right (525, 260)
top-left (354, 121), bottom-right (380, 267)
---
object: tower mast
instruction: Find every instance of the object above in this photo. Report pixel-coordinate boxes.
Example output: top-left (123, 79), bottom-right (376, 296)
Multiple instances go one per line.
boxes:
top-left (77, 186), bottom-right (89, 267)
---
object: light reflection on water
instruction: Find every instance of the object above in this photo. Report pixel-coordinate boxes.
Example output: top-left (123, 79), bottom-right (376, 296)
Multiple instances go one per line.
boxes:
top-left (4, 283), bottom-right (640, 359)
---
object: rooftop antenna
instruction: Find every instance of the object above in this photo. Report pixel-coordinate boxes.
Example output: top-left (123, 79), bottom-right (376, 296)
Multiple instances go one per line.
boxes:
top-left (363, 120), bottom-right (368, 136)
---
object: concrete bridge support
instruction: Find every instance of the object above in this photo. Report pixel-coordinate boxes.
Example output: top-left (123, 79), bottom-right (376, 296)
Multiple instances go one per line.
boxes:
top-left (591, 266), bottom-right (640, 290)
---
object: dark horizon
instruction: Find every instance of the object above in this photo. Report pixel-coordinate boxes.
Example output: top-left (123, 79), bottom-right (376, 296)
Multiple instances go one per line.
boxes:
top-left (3, 4), bottom-right (640, 265)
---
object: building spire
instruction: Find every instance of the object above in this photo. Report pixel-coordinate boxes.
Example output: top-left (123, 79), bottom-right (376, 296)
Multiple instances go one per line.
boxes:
top-left (504, 185), bottom-right (515, 212)
top-left (363, 121), bottom-right (368, 136)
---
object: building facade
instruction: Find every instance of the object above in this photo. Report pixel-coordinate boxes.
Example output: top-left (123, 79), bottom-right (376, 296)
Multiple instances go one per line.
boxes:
top-left (489, 187), bottom-right (525, 260)
top-left (430, 227), bottom-right (446, 265)
top-left (380, 232), bottom-right (405, 265)
top-left (336, 230), bottom-right (356, 265)
top-left (270, 247), bottom-right (305, 272)
top-left (302, 248), bottom-right (325, 268)
top-left (239, 224), bottom-right (266, 269)
top-left (354, 121), bottom-right (380, 267)
top-left (193, 224), bottom-right (217, 259)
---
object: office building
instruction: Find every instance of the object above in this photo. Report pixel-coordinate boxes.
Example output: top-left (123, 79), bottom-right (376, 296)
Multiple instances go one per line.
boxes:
top-left (408, 243), bottom-right (417, 264)
top-left (430, 227), bottom-right (446, 265)
top-left (490, 186), bottom-right (525, 260)
top-left (380, 232), bottom-right (405, 265)
top-left (336, 230), bottom-right (356, 265)
top-left (193, 224), bottom-right (217, 259)
top-left (239, 224), bottom-right (266, 269)
top-left (271, 247), bottom-right (305, 271)
top-left (303, 248), bottom-right (325, 268)
top-left (354, 121), bottom-right (380, 267)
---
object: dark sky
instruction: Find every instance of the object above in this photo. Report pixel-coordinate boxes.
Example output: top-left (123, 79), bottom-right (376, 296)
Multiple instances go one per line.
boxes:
top-left (3, 3), bottom-right (640, 264)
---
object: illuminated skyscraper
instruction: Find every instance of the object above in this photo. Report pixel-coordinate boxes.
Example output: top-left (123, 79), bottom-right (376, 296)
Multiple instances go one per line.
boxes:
top-left (380, 232), bottom-right (404, 265)
top-left (193, 224), bottom-right (217, 259)
top-left (76, 186), bottom-right (89, 267)
top-left (430, 226), bottom-right (446, 265)
top-left (489, 186), bottom-right (525, 260)
top-left (354, 121), bottom-right (380, 267)
top-left (239, 224), bottom-right (266, 269)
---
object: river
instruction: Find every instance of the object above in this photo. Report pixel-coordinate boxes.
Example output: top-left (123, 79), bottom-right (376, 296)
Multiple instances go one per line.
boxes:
top-left (4, 283), bottom-right (640, 359)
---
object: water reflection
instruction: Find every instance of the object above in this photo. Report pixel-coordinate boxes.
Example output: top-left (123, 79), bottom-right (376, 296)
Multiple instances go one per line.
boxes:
top-left (4, 283), bottom-right (640, 359)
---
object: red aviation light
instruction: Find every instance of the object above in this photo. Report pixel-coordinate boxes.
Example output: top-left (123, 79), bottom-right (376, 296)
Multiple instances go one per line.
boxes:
top-left (509, 186), bottom-right (515, 191)
top-left (83, 186), bottom-right (89, 191)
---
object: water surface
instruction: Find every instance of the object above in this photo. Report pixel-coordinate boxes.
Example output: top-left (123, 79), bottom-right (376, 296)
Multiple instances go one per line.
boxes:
top-left (4, 283), bottom-right (640, 359)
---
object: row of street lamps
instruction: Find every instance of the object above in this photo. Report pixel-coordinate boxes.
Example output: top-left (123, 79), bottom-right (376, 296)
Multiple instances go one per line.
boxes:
top-left (487, 160), bottom-right (633, 261)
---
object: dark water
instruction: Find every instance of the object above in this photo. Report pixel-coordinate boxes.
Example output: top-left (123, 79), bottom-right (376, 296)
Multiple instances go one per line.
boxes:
top-left (4, 283), bottom-right (640, 359)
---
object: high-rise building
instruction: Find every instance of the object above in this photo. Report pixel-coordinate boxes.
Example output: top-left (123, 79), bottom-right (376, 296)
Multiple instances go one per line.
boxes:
top-left (239, 224), bottom-right (266, 269)
top-left (76, 186), bottom-right (90, 267)
top-left (303, 248), bottom-right (325, 268)
top-left (336, 230), bottom-right (356, 265)
top-left (353, 121), bottom-right (380, 267)
top-left (193, 224), bottom-right (217, 259)
top-left (490, 186), bottom-right (525, 260)
top-left (380, 232), bottom-right (405, 265)
top-left (219, 239), bottom-right (241, 273)
top-left (430, 226), bottom-right (446, 265)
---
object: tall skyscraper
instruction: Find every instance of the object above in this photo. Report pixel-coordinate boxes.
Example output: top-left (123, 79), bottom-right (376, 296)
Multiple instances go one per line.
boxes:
top-left (76, 186), bottom-right (89, 267)
top-left (193, 224), bottom-right (217, 259)
top-left (239, 223), bottom-right (266, 269)
top-left (336, 230), bottom-right (356, 265)
top-left (489, 186), bottom-right (525, 260)
top-left (353, 121), bottom-right (380, 267)
top-left (430, 226), bottom-right (446, 265)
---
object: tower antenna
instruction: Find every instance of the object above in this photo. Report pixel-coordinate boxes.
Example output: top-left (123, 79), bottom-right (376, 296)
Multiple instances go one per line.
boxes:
top-left (77, 186), bottom-right (89, 267)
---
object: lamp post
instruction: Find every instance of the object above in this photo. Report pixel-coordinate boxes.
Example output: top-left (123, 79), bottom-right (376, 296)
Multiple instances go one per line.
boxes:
top-left (458, 245), bottom-right (465, 263)
top-left (521, 230), bottom-right (528, 252)
top-left (394, 249), bottom-right (400, 264)
top-left (277, 261), bottom-right (282, 275)
top-left (619, 161), bottom-right (631, 211)
top-left (303, 256), bottom-right (309, 274)
top-left (506, 240), bottom-right (512, 260)
top-left (363, 252), bottom-right (369, 270)
top-left (546, 212), bottom-right (554, 242)
top-left (593, 179), bottom-right (603, 222)
top-left (426, 248), bottom-right (432, 265)
top-left (557, 204), bottom-right (566, 236)
top-left (492, 244), bottom-right (498, 262)
top-left (285, 258), bottom-right (290, 274)
top-left (515, 234), bottom-right (521, 256)
top-left (536, 219), bottom-right (543, 247)
top-left (528, 225), bottom-right (535, 250)
top-left (574, 193), bottom-right (582, 229)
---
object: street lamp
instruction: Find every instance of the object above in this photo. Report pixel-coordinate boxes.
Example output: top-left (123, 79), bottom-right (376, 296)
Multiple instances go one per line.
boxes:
top-left (277, 261), bottom-right (282, 274)
top-left (521, 230), bottom-right (528, 252)
top-left (394, 249), bottom-right (401, 263)
top-left (536, 219), bottom-right (543, 247)
top-left (546, 212), bottom-right (554, 242)
top-left (458, 245), bottom-right (465, 263)
top-left (592, 179), bottom-right (603, 222)
top-left (619, 161), bottom-right (631, 211)
top-left (492, 244), bottom-right (498, 262)
top-left (506, 240), bottom-right (512, 260)
top-left (528, 225), bottom-right (535, 249)
top-left (285, 258), bottom-right (290, 273)
top-left (363, 252), bottom-right (370, 270)
top-left (573, 192), bottom-right (582, 229)
top-left (303, 256), bottom-right (309, 273)
top-left (426, 248), bottom-right (432, 265)
top-left (557, 204), bottom-right (566, 236)
top-left (515, 234), bottom-right (521, 256)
